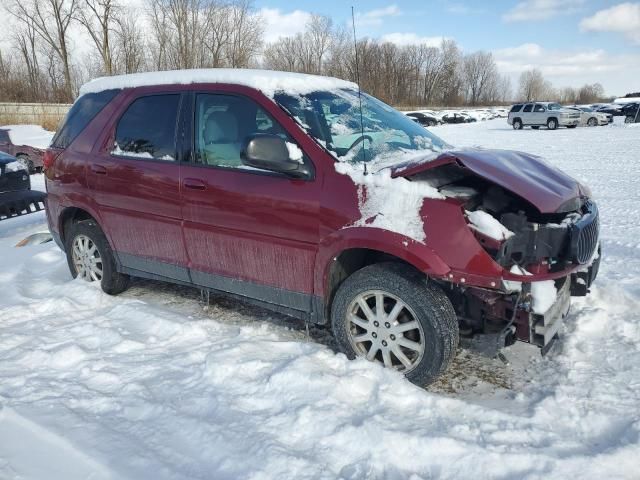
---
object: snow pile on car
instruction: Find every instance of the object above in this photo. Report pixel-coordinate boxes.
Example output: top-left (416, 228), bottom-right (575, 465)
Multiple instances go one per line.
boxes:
top-left (2, 125), bottom-right (54, 149)
top-left (335, 160), bottom-right (443, 242)
top-left (78, 68), bottom-right (358, 99)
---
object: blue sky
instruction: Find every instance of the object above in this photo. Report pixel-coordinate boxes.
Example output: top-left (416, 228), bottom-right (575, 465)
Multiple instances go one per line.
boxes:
top-left (255, 0), bottom-right (640, 95)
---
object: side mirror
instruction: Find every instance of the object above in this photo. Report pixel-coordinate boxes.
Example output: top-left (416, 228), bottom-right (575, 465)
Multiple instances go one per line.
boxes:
top-left (240, 134), bottom-right (311, 179)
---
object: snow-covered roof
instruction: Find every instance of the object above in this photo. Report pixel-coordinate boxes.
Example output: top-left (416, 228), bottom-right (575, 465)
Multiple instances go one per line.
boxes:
top-left (1, 124), bottom-right (54, 149)
top-left (79, 68), bottom-right (358, 98)
top-left (614, 97), bottom-right (640, 104)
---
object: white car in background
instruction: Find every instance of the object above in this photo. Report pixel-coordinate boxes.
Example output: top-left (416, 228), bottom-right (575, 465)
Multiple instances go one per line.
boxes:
top-left (566, 106), bottom-right (611, 126)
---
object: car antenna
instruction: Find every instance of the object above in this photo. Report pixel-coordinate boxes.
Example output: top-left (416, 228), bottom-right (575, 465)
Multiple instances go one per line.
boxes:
top-left (351, 6), bottom-right (367, 173)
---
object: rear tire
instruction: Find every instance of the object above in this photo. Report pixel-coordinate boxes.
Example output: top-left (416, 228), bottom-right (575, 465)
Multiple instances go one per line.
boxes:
top-left (331, 262), bottom-right (458, 386)
top-left (547, 118), bottom-right (558, 130)
top-left (65, 220), bottom-right (129, 295)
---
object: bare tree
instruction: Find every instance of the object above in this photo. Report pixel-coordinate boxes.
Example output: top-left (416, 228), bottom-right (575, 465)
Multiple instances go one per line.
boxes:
top-left (7, 0), bottom-right (79, 101)
top-left (14, 17), bottom-right (43, 99)
top-left (114, 15), bottom-right (145, 73)
top-left (462, 51), bottom-right (498, 105)
top-left (226, 0), bottom-right (262, 68)
top-left (76, 0), bottom-right (121, 75)
top-left (518, 69), bottom-right (553, 102)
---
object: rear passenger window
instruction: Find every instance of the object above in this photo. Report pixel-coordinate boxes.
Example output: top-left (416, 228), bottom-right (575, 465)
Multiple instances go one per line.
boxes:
top-left (510, 104), bottom-right (522, 113)
top-left (113, 94), bottom-right (180, 161)
top-left (51, 89), bottom-right (120, 149)
top-left (523, 104), bottom-right (533, 113)
top-left (533, 104), bottom-right (545, 112)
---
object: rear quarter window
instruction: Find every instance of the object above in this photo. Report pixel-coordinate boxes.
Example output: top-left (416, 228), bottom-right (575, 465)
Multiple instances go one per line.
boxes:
top-left (113, 94), bottom-right (180, 161)
top-left (510, 104), bottom-right (523, 113)
top-left (51, 89), bottom-right (121, 149)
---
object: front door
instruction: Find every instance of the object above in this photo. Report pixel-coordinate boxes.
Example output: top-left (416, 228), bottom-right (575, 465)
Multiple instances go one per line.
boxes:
top-left (180, 91), bottom-right (321, 312)
top-left (86, 92), bottom-right (189, 281)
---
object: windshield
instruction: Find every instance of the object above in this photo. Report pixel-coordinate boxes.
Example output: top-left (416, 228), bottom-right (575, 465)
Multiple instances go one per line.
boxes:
top-left (274, 89), bottom-right (450, 166)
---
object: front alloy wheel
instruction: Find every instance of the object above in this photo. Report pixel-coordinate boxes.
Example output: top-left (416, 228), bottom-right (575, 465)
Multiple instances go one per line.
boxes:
top-left (331, 262), bottom-right (458, 385)
top-left (347, 290), bottom-right (425, 372)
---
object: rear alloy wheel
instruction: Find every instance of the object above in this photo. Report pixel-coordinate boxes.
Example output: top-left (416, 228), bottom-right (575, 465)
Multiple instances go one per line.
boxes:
top-left (512, 119), bottom-right (523, 130)
top-left (16, 154), bottom-right (34, 173)
top-left (587, 117), bottom-right (598, 127)
top-left (547, 118), bottom-right (558, 130)
top-left (65, 220), bottom-right (129, 295)
top-left (331, 262), bottom-right (458, 385)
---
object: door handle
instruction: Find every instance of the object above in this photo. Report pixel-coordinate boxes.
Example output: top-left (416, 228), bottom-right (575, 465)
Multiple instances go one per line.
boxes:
top-left (183, 178), bottom-right (206, 190)
top-left (91, 164), bottom-right (107, 175)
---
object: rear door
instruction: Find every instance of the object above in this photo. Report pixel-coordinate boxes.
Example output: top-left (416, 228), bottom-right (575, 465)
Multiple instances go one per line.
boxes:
top-left (180, 89), bottom-right (321, 312)
top-left (86, 91), bottom-right (190, 281)
top-left (521, 103), bottom-right (534, 124)
top-left (532, 103), bottom-right (546, 125)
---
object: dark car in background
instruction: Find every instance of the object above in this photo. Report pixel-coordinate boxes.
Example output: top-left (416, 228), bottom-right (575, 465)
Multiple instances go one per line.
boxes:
top-left (405, 112), bottom-right (440, 127)
top-left (0, 128), bottom-right (45, 173)
top-left (622, 103), bottom-right (640, 123)
top-left (441, 113), bottom-right (473, 124)
top-left (0, 151), bottom-right (46, 220)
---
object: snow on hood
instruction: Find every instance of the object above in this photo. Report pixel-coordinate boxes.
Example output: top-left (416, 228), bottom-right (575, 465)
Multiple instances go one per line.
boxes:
top-left (78, 68), bottom-right (358, 99)
top-left (392, 148), bottom-right (586, 214)
top-left (2, 125), bottom-right (54, 150)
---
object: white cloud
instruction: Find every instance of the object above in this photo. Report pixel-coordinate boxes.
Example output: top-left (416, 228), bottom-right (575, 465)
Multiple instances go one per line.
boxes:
top-left (493, 42), bottom-right (640, 95)
top-left (446, 3), bottom-right (485, 15)
top-left (356, 4), bottom-right (402, 27)
top-left (380, 33), bottom-right (449, 47)
top-left (503, 0), bottom-right (586, 22)
top-left (580, 2), bottom-right (640, 44)
top-left (258, 8), bottom-right (312, 43)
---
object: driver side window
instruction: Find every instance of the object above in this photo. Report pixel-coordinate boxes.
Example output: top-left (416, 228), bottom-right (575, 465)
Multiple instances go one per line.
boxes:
top-left (194, 94), bottom-right (293, 170)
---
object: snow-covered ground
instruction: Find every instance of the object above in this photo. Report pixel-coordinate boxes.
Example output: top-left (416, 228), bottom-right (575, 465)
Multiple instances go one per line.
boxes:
top-left (1, 119), bottom-right (639, 479)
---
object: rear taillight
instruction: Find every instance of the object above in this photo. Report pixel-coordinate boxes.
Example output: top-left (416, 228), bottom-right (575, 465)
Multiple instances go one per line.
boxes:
top-left (43, 150), bottom-right (58, 170)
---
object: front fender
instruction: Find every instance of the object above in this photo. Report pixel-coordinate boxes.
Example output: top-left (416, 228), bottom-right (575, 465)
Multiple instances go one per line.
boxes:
top-left (313, 226), bottom-right (451, 297)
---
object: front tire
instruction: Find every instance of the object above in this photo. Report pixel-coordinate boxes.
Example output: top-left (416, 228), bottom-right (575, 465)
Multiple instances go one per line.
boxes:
top-left (587, 117), bottom-right (598, 127)
top-left (547, 118), bottom-right (558, 130)
top-left (512, 119), bottom-right (523, 130)
top-left (331, 262), bottom-right (458, 386)
top-left (65, 220), bottom-right (129, 295)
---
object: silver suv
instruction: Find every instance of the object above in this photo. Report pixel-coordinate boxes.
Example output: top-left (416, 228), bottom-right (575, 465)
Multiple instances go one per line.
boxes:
top-left (508, 102), bottom-right (580, 130)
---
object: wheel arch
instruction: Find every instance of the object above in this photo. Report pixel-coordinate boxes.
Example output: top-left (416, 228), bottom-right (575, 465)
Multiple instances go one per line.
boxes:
top-left (315, 228), bottom-right (451, 322)
top-left (58, 206), bottom-right (103, 246)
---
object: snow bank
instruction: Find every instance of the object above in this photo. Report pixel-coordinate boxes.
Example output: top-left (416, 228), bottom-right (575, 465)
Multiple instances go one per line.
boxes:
top-left (335, 161), bottom-right (443, 242)
top-left (79, 68), bottom-right (358, 98)
top-left (2, 125), bottom-right (54, 149)
top-left (466, 209), bottom-right (514, 241)
top-left (2, 120), bottom-right (640, 479)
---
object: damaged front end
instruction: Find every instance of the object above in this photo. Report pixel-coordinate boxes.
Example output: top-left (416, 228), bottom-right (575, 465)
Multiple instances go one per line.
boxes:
top-left (393, 148), bottom-right (601, 353)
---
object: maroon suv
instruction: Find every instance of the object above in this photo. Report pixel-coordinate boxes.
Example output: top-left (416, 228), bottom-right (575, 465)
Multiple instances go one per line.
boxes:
top-left (44, 69), bottom-right (600, 385)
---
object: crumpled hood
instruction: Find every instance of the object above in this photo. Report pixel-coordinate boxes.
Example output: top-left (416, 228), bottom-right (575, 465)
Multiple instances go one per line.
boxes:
top-left (391, 148), bottom-right (587, 213)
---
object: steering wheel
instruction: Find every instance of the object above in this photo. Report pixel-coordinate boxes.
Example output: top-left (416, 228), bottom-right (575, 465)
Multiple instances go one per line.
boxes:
top-left (345, 135), bottom-right (373, 155)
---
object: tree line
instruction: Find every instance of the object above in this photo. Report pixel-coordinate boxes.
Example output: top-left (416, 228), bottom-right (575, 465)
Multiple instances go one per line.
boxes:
top-left (0, 0), bottom-right (609, 107)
